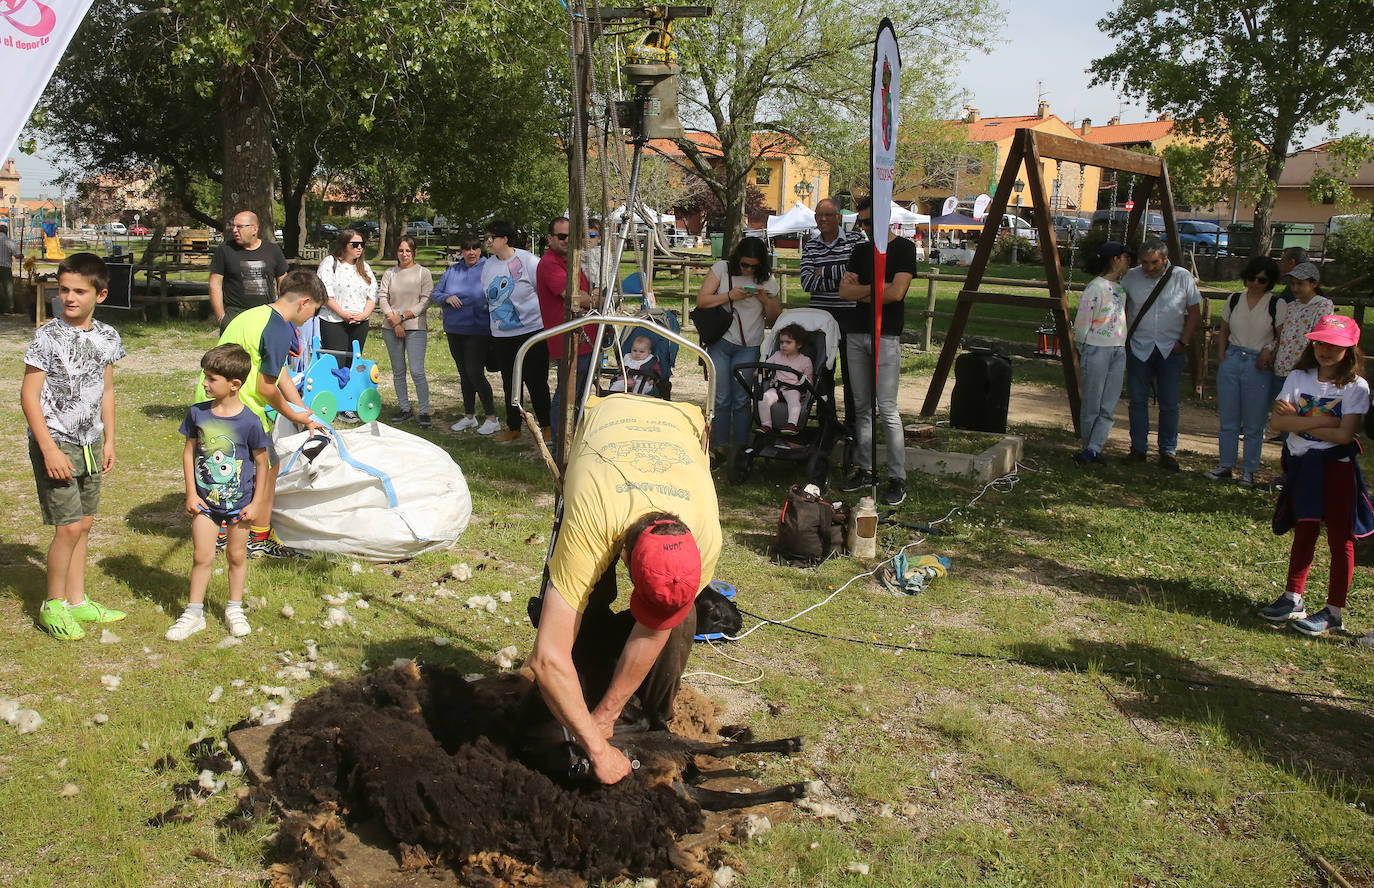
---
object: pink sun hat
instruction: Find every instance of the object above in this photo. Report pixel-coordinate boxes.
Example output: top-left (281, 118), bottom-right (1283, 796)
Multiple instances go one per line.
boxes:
top-left (1305, 315), bottom-right (1361, 348)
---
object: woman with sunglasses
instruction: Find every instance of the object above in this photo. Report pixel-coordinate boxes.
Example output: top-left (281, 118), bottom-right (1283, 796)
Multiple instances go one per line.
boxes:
top-left (696, 236), bottom-right (781, 462)
top-left (1206, 254), bottom-right (1285, 485)
top-left (317, 229), bottom-right (379, 364)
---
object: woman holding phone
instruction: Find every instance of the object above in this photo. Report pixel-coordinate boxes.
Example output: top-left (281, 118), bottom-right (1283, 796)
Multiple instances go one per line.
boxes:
top-left (696, 236), bottom-right (780, 462)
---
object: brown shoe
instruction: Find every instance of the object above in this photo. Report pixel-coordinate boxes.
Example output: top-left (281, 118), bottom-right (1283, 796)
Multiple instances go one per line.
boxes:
top-left (493, 429), bottom-right (523, 444)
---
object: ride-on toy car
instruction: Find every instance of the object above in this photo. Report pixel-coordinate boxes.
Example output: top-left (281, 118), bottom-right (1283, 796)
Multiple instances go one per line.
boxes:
top-left (298, 337), bottom-right (383, 423)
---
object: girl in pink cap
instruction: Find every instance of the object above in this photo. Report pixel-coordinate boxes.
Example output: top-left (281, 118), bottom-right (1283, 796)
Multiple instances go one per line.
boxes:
top-left (1262, 315), bottom-right (1374, 647)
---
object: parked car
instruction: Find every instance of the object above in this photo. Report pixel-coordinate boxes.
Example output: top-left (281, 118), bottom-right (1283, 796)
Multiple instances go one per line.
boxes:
top-left (308, 223), bottom-right (340, 245)
top-left (99, 222), bottom-right (128, 236)
top-left (346, 220), bottom-right (379, 238)
top-left (1089, 208), bottom-right (1166, 237)
top-left (1177, 220), bottom-right (1228, 254)
top-left (128, 224), bottom-right (148, 236)
top-left (79, 225), bottom-right (98, 240)
top-left (1051, 215), bottom-right (1090, 243)
top-left (405, 220), bottom-right (435, 236)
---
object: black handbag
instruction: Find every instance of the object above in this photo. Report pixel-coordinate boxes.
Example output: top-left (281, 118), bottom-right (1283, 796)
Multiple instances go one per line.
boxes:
top-left (690, 304), bottom-right (733, 346)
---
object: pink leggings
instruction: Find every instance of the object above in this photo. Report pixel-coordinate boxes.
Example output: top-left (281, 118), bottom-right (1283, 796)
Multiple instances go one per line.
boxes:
top-left (1286, 459), bottom-right (1355, 606)
top-left (759, 387), bottom-right (802, 427)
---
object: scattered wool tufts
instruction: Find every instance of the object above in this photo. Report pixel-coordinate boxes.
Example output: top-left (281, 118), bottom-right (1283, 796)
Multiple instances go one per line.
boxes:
top-left (498, 590), bottom-right (513, 604)
top-left (60, 783), bottom-right (80, 798)
top-left (0, 699), bottom-right (19, 724)
top-left (100, 675), bottom-right (121, 691)
top-left (93, 714), bottom-right (109, 725)
top-left (280, 605), bottom-right (295, 619)
top-left (216, 636), bottom-right (242, 649)
top-left (493, 646), bottom-right (520, 670)
top-left (208, 686), bottom-right (223, 704)
top-left (433, 637), bottom-right (450, 647)
top-left (355, 599), bottom-right (370, 610)
top-left (14, 710), bottom-right (43, 734)
top-left (321, 607), bottom-right (353, 630)
top-left (248, 596), bottom-right (268, 610)
top-left (100, 629), bottom-right (121, 644)
top-left (847, 862), bottom-right (871, 876)
top-left (349, 562), bottom-right (364, 575)
top-left (450, 563), bottom-right (473, 582)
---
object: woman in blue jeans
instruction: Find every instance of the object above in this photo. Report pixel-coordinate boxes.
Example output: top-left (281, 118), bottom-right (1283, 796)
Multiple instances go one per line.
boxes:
top-left (696, 237), bottom-right (781, 461)
top-left (1071, 242), bottom-right (1131, 464)
top-left (1206, 255), bottom-right (1284, 486)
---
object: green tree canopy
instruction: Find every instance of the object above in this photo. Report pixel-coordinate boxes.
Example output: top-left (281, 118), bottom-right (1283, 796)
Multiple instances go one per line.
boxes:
top-left (1090, 0), bottom-right (1374, 255)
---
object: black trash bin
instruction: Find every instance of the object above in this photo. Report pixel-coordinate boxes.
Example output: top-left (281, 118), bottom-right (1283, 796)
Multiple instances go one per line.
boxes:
top-left (950, 348), bottom-right (1012, 433)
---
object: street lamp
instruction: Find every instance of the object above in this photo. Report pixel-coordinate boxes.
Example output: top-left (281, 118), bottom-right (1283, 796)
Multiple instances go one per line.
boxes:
top-left (794, 180), bottom-right (813, 203)
top-left (1011, 178), bottom-right (1025, 265)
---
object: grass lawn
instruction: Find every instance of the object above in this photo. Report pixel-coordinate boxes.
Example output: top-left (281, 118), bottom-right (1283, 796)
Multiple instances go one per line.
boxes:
top-left (1, 307), bottom-right (1372, 888)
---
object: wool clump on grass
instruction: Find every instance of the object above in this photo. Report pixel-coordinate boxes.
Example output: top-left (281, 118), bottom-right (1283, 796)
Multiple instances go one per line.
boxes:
top-left (265, 663), bottom-right (705, 885)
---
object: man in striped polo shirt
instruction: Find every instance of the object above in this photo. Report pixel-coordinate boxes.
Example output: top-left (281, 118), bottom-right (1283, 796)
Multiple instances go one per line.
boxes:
top-left (800, 198), bottom-right (864, 427)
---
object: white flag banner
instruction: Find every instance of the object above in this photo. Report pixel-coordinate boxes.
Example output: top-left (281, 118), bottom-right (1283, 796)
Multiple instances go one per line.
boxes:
top-left (941, 196), bottom-right (958, 217)
top-left (869, 18), bottom-right (901, 256)
top-left (2, 0), bottom-right (96, 160)
top-left (972, 193), bottom-right (992, 221)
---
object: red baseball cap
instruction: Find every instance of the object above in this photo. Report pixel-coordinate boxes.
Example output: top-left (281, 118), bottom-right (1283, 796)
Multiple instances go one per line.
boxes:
top-left (628, 524), bottom-right (702, 631)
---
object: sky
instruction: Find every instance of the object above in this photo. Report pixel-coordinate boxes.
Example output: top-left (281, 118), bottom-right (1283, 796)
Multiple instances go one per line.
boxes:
top-left (9, 0), bottom-right (1374, 200)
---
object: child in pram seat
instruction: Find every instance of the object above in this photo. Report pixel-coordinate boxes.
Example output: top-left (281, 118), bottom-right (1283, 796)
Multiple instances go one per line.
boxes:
top-left (757, 323), bottom-right (813, 433)
top-left (607, 334), bottom-right (662, 396)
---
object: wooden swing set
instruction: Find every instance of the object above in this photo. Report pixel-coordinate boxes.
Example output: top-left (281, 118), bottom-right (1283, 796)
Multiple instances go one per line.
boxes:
top-left (919, 127), bottom-right (1186, 433)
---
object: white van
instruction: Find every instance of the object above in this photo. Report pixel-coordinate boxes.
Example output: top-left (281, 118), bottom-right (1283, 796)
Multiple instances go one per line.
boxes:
top-left (99, 222), bottom-right (128, 236)
top-left (997, 215), bottom-right (1036, 242)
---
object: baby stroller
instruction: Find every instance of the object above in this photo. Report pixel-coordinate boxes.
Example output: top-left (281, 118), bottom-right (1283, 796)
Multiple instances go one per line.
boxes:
top-left (598, 305), bottom-right (681, 399)
top-left (725, 307), bottom-right (844, 487)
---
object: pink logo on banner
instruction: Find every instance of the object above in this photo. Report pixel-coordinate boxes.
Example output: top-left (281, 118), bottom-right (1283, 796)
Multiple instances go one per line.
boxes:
top-left (2, 0), bottom-right (57, 43)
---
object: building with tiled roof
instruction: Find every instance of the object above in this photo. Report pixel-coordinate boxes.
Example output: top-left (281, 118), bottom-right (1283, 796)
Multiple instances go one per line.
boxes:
top-left (648, 132), bottom-right (830, 227)
top-left (1077, 115), bottom-right (1179, 152)
top-left (895, 103), bottom-right (1103, 216)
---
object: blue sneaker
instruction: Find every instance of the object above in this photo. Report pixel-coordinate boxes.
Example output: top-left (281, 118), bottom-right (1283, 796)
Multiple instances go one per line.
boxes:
top-left (1259, 595), bottom-right (1306, 623)
top-left (1293, 607), bottom-right (1343, 637)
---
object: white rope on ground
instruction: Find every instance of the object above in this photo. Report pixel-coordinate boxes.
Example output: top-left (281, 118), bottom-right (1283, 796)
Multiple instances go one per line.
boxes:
top-left (725, 464), bottom-right (1027, 642)
top-left (681, 638), bottom-right (766, 685)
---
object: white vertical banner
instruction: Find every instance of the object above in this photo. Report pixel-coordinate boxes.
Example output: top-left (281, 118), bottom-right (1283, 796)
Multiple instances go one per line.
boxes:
top-left (1, 0), bottom-right (97, 159)
top-left (869, 20), bottom-right (900, 251)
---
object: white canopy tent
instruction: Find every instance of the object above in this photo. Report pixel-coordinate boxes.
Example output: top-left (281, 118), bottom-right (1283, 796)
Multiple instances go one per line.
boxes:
top-left (765, 201), bottom-right (818, 237)
top-left (610, 204), bottom-right (676, 226)
top-left (841, 202), bottom-right (929, 227)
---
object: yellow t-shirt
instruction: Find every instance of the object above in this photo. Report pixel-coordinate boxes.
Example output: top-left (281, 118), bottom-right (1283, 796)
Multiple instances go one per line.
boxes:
top-left (548, 394), bottom-right (721, 614)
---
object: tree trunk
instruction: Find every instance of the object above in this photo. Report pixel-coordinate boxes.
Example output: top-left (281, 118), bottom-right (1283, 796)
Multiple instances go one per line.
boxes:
top-left (221, 65), bottom-right (277, 242)
top-left (275, 139), bottom-right (314, 259)
top-left (380, 194), bottom-right (403, 260)
top-left (720, 123), bottom-right (753, 256)
top-left (1252, 121), bottom-right (1295, 258)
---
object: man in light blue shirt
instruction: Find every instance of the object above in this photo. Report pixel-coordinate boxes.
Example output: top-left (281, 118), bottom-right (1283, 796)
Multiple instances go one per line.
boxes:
top-left (1121, 238), bottom-right (1201, 469)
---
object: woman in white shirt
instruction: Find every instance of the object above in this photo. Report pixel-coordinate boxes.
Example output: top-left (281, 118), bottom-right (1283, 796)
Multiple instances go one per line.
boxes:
top-left (317, 228), bottom-right (379, 358)
top-left (695, 236), bottom-right (781, 461)
top-left (1206, 255), bottom-right (1285, 486)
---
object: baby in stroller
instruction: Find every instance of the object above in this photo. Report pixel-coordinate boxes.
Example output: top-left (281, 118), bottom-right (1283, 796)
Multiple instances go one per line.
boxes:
top-left (607, 334), bottom-right (662, 396)
top-left (758, 323), bottom-right (813, 433)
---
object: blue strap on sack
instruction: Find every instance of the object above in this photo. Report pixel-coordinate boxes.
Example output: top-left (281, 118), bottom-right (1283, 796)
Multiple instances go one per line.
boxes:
top-left (280, 427), bottom-right (399, 508)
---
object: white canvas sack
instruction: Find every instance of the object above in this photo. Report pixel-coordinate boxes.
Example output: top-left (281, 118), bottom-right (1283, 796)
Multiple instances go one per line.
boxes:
top-left (272, 422), bottom-right (472, 562)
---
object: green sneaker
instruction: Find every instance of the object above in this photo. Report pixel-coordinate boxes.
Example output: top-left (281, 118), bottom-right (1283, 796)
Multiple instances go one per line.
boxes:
top-left (68, 598), bottom-right (127, 623)
top-left (39, 599), bottom-right (85, 640)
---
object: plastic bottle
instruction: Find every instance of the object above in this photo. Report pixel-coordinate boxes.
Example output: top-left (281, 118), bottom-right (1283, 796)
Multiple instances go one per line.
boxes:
top-left (848, 496), bottom-right (878, 558)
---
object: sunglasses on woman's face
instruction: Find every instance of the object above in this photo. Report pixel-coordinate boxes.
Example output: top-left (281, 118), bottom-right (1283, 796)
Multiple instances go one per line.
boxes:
top-left (1246, 275), bottom-right (1268, 284)
top-left (739, 260), bottom-right (760, 269)
top-left (348, 241), bottom-right (363, 248)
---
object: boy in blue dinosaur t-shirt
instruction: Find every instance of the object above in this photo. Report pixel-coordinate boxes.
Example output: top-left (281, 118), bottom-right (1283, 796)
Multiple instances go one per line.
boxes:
top-left (166, 344), bottom-right (270, 641)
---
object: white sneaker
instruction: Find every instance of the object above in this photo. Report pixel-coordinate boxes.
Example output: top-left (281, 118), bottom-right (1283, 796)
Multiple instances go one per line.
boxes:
top-left (477, 417), bottom-right (502, 436)
top-left (1357, 630), bottom-right (1374, 650)
top-left (225, 607), bottom-right (251, 637)
top-left (165, 611), bottom-right (206, 641)
top-left (451, 416), bottom-right (478, 432)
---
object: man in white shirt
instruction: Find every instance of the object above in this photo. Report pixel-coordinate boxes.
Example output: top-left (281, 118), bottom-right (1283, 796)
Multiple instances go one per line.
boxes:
top-left (1121, 238), bottom-right (1201, 470)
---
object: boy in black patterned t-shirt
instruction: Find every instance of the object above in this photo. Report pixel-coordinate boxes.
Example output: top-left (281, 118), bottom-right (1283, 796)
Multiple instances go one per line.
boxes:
top-left (20, 253), bottom-right (128, 640)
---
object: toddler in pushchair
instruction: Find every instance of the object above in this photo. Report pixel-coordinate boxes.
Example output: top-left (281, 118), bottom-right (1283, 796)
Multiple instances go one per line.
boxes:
top-left (598, 306), bottom-right (680, 399)
top-left (725, 307), bottom-right (844, 487)
top-left (607, 335), bottom-right (662, 396)
top-left (757, 324), bottom-right (813, 433)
